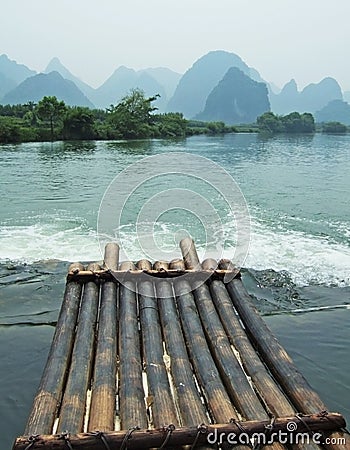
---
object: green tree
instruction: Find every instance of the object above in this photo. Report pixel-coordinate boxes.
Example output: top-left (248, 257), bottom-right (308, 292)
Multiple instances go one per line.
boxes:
top-left (0, 117), bottom-right (21, 143)
top-left (207, 121), bottom-right (227, 134)
top-left (153, 112), bottom-right (188, 137)
top-left (107, 89), bottom-right (159, 139)
top-left (35, 96), bottom-right (67, 141)
top-left (257, 112), bottom-right (284, 133)
top-left (322, 121), bottom-right (347, 134)
top-left (281, 112), bottom-right (315, 133)
top-left (63, 107), bottom-right (95, 140)
top-left (257, 111), bottom-right (315, 134)
top-left (300, 113), bottom-right (315, 133)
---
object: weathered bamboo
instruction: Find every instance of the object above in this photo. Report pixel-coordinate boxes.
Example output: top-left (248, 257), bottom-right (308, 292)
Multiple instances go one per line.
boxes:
top-left (67, 269), bottom-right (237, 284)
top-left (225, 276), bottom-right (349, 450)
top-left (136, 259), bottom-right (152, 270)
top-left (169, 258), bottom-right (185, 270)
top-left (192, 282), bottom-right (268, 421)
top-left (24, 263), bottom-right (84, 435)
top-left (201, 258), bottom-right (218, 270)
top-left (210, 279), bottom-right (295, 415)
top-left (88, 244), bottom-right (119, 431)
top-left (119, 261), bottom-right (137, 271)
top-left (14, 413), bottom-right (346, 450)
top-left (118, 280), bottom-right (148, 430)
top-left (138, 280), bottom-right (178, 428)
top-left (179, 237), bottom-right (201, 270)
top-left (174, 279), bottom-right (238, 423)
top-left (182, 244), bottom-right (282, 450)
top-left (210, 279), bottom-right (320, 450)
top-left (57, 263), bottom-right (100, 433)
top-left (155, 280), bottom-right (208, 426)
top-left (102, 243), bottom-right (120, 271)
top-left (153, 260), bottom-right (169, 270)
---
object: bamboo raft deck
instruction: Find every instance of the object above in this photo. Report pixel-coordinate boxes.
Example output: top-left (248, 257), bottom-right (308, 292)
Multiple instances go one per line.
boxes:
top-left (13, 239), bottom-right (349, 450)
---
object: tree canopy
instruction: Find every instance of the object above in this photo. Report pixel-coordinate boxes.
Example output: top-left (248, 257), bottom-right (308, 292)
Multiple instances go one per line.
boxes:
top-left (257, 111), bottom-right (315, 134)
top-left (36, 96), bottom-right (67, 140)
top-left (63, 107), bottom-right (95, 140)
top-left (107, 89), bottom-right (159, 139)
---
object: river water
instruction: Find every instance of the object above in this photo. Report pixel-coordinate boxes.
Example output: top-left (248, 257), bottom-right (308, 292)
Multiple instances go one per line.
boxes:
top-left (0, 134), bottom-right (349, 448)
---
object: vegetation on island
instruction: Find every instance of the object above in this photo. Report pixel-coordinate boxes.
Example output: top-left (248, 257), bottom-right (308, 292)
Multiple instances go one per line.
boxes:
top-left (257, 111), bottom-right (316, 134)
top-left (257, 111), bottom-right (349, 134)
top-left (321, 121), bottom-right (347, 134)
top-left (0, 89), bottom-right (235, 144)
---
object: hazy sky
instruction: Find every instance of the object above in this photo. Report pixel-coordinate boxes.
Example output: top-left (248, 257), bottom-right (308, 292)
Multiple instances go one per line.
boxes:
top-left (1, 0), bottom-right (349, 90)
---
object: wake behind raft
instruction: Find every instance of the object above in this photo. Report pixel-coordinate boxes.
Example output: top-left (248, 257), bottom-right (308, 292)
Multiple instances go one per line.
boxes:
top-left (13, 238), bottom-right (349, 450)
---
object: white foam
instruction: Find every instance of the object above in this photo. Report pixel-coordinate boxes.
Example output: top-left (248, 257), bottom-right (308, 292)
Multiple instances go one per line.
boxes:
top-left (1, 215), bottom-right (349, 287)
top-left (243, 220), bottom-right (350, 286)
top-left (0, 223), bottom-right (101, 263)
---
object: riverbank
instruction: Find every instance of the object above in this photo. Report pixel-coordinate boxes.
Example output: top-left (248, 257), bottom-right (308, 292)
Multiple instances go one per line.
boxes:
top-left (1, 93), bottom-right (348, 145)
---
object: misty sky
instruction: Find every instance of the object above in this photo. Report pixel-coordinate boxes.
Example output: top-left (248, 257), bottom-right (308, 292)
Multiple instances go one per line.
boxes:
top-left (1, 0), bottom-right (349, 91)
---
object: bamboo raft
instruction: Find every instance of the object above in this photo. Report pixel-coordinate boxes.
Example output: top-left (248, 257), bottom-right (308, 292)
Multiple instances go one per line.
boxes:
top-left (13, 238), bottom-right (349, 450)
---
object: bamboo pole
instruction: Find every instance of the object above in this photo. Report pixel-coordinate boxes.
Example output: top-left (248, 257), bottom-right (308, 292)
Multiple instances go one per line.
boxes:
top-left (13, 413), bottom-right (346, 450)
top-left (138, 280), bottom-right (178, 428)
top-left (24, 263), bottom-right (84, 435)
top-left (67, 268), bottom-right (237, 282)
top-left (210, 279), bottom-right (295, 415)
top-left (118, 279), bottom-right (148, 430)
top-left (209, 279), bottom-right (321, 450)
top-left (179, 237), bottom-right (201, 270)
top-left (169, 258), bottom-right (185, 270)
top-left (57, 263), bottom-right (100, 433)
top-left (202, 258), bottom-right (218, 270)
top-left (173, 279), bottom-right (239, 423)
top-left (119, 261), bottom-right (136, 271)
top-left (192, 282), bottom-right (268, 421)
top-left (153, 260), bottom-right (169, 270)
top-left (180, 242), bottom-right (282, 450)
top-left (88, 244), bottom-right (119, 431)
top-left (179, 245), bottom-right (266, 421)
top-left (155, 280), bottom-right (208, 426)
top-left (225, 276), bottom-right (349, 450)
top-left (136, 259), bottom-right (152, 270)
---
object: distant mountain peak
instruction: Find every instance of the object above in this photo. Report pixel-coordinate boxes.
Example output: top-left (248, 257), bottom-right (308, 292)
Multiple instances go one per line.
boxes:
top-left (48, 56), bottom-right (61, 64)
top-left (282, 79), bottom-right (298, 92)
top-left (196, 66), bottom-right (270, 124)
top-left (167, 49), bottom-right (264, 118)
top-left (1, 71), bottom-right (94, 107)
top-left (43, 56), bottom-right (95, 105)
top-left (45, 57), bottom-right (65, 71)
top-left (270, 76), bottom-right (343, 114)
top-left (0, 54), bottom-right (36, 86)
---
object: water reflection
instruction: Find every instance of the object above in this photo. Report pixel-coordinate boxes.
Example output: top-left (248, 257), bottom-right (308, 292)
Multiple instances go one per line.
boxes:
top-left (257, 133), bottom-right (315, 146)
top-left (104, 139), bottom-right (153, 155)
top-left (37, 140), bottom-right (97, 160)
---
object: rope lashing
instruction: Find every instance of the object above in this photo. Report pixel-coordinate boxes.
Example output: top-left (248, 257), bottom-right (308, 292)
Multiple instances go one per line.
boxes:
top-left (120, 426), bottom-right (141, 450)
top-left (23, 435), bottom-right (39, 450)
top-left (190, 423), bottom-right (208, 449)
top-left (88, 431), bottom-right (112, 450)
top-left (58, 431), bottom-right (74, 450)
top-left (159, 424), bottom-right (176, 449)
